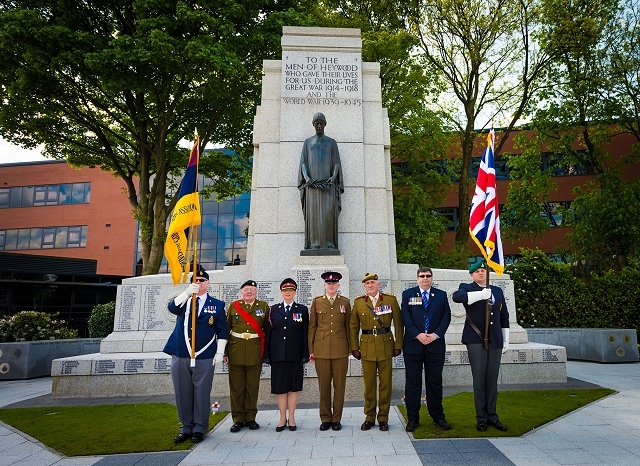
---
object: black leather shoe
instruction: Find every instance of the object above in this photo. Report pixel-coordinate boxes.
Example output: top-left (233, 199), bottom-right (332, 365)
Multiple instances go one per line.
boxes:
top-left (331, 422), bottom-right (342, 431)
top-left (230, 422), bottom-right (244, 433)
top-left (191, 432), bottom-right (204, 443)
top-left (487, 419), bottom-right (508, 431)
top-left (360, 420), bottom-right (375, 430)
top-left (246, 420), bottom-right (260, 430)
top-left (405, 420), bottom-right (420, 432)
top-left (319, 422), bottom-right (332, 431)
top-left (276, 423), bottom-right (286, 432)
top-left (288, 424), bottom-right (297, 431)
top-left (433, 419), bottom-right (451, 430)
top-left (174, 432), bottom-right (191, 444)
top-left (477, 421), bottom-right (487, 432)
top-left (379, 421), bottom-right (389, 431)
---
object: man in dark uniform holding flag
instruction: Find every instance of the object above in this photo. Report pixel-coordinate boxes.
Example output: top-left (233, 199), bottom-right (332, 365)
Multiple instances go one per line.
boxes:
top-left (164, 268), bottom-right (227, 444)
top-left (453, 260), bottom-right (510, 432)
top-left (224, 280), bottom-right (270, 432)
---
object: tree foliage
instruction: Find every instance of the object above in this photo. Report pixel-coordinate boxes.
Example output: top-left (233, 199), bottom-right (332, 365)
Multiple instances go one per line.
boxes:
top-left (504, 0), bottom-right (640, 273)
top-left (0, 0), bottom-right (309, 274)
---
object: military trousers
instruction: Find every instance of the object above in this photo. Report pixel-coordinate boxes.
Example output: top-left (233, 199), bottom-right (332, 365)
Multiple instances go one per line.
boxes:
top-left (228, 363), bottom-right (262, 423)
top-left (361, 358), bottom-right (392, 423)
top-left (315, 357), bottom-right (349, 423)
top-left (171, 355), bottom-right (214, 434)
top-left (466, 343), bottom-right (502, 423)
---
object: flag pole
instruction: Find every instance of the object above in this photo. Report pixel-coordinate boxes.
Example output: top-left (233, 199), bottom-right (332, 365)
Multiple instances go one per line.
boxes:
top-left (483, 268), bottom-right (490, 350)
top-left (189, 131), bottom-right (200, 367)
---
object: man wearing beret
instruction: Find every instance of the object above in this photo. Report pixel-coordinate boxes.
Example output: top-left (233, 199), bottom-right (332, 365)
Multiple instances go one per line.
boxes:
top-left (453, 260), bottom-right (510, 432)
top-left (308, 271), bottom-right (351, 431)
top-left (402, 266), bottom-right (452, 432)
top-left (224, 279), bottom-right (270, 432)
top-left (164, 268), bottom-right (228, 444)
top-left (350, 273), bottom-right (403, 431)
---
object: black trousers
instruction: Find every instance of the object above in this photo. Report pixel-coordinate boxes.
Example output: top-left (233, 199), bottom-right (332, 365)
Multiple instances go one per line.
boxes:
top-left (466, 343), bottom-right (502, 423)
top-left (404, 347), bottom-right (445, 422)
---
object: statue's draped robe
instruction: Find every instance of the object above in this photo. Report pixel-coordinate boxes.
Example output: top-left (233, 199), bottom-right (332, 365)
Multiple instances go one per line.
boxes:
top-left (298, 134), bottom-right (344, 250)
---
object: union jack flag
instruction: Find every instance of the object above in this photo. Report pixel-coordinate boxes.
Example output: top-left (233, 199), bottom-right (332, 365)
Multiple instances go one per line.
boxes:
top-left (469, 129), bottom-right (504, 276)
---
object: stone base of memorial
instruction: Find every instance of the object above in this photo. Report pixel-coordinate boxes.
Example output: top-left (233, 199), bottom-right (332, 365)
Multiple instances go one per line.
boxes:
top-left (528, 328), bottom-right (638, 363)
top-left (0, 338), bottom-right (101, 380)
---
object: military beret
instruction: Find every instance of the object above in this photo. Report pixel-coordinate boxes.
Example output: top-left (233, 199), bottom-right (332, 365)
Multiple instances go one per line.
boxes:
top-left (362, 272), bottom-right (378, 283)
top-left (469, 260), bottom-right (488, 274)
top-left (321, 271), bottom-right (342, 283)
top-left (280, 278), bottom-right (297, 290)
top-left (241, 279), bottom-right (257, 289)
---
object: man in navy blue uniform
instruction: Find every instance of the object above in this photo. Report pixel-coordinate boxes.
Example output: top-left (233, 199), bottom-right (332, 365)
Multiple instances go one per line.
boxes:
top-left (164, 268), bottom-right (228, 444)
top-left (453, 260), bottom-right (510, 432)
top-left (401, 266), bottom-right (452, 432)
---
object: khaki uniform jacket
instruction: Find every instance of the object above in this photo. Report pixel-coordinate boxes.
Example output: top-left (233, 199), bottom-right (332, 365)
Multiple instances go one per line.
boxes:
top-left (350, 292), bottom-right (403, 361)
top-left (308, 294), bottom-right (351, 359)
top-left (225, 299), bottom-right (270, 366)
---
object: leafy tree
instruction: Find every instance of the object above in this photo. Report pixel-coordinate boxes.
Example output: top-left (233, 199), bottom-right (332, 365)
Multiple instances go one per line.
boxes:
top-left (505, 0), bottom-right (640, 272)
top-left (400, 0), bottom-right (554, 250)
top-left (0, 0), bottom-right (308, 274)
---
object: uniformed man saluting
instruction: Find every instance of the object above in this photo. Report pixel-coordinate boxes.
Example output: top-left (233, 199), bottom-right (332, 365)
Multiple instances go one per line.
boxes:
top-left (224, 279), bottom-right (270, 432)
top-left (308, 271), bottom-right (351, 431)
top-left (350, 273), bottom-right (403, 431)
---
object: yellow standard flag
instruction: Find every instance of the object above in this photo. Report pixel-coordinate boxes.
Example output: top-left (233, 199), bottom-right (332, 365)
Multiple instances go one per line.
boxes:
top-left (165, 138), bottom-right (201, 285)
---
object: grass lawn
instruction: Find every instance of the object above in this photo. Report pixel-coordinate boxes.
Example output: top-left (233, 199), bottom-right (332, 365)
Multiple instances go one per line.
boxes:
top-left (399, 388), bottom-right (615, 439)
top-left (0, 403), bottom-right (228, 456)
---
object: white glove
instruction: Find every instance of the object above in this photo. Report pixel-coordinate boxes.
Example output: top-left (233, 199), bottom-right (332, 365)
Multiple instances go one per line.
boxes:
top-left (502, 328), bottom-right (510, 354)
top-left (175, 283), bottom-right (200, 306)
top-left (213, 339), bottom-right (227, 365)
top-left (467, 288), bottom-right (492, 304)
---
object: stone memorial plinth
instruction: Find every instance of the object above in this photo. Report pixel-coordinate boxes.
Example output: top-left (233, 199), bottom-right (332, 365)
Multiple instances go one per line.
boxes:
top-left (528, 328), bottom-right (638, 363)
top-left (52, 26), bottom-right (565, 398)
top-left (0, 338), bottom-right (101, 380)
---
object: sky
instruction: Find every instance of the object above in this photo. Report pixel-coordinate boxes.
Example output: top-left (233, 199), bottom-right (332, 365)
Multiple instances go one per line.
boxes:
top-left (0, 137), bottom-right (47, 164)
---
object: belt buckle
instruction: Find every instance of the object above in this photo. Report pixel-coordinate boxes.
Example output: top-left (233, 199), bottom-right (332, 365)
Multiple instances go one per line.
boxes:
top-left (372, 328), bottom-right (378, 336)
top-left (242, 332), bottom-right (251, 340)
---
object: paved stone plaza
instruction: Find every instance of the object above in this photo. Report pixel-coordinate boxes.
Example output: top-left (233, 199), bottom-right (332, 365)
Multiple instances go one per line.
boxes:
top-left (1, 360), bottom-right (639, 465)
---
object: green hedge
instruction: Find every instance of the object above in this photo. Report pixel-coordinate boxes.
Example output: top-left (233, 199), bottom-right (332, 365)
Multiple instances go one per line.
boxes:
top-left (507, 250), bottom-right (640, 336)
top-left (0, 311), bottom-right (78, 342)
top-left (87, 302), bottom-right (116, 338)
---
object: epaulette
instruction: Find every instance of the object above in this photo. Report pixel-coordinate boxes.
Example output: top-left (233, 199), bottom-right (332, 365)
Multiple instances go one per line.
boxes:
top-left (381, 291), bottom-right (396, 297)
top-left (354, 294), bottom-right (367, 300)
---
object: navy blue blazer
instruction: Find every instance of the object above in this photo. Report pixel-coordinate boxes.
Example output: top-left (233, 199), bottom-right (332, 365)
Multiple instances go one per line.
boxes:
top-left (452, 282), bottom-right (509, 348)
top-left (401, 286), bottom-right (451, 355)
top-left (264, 301), bottom-right (310, 363)
top-left (163, 293), bottom-right (228, 359)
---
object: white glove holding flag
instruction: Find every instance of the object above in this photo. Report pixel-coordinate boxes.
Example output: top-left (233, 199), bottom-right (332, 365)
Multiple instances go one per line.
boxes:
top-left (175, 283), bottom-right (200, 306)
top-left (502, 328), bottom-right (510, 354)
top-left (213, 339), bottom-right (227, 365)
top-left (467, 287), bottom-right (492, 304)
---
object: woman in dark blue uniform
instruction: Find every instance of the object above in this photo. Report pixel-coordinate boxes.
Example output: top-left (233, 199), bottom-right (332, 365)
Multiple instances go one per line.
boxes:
top-left (263, 278), bottom-right (309, 431)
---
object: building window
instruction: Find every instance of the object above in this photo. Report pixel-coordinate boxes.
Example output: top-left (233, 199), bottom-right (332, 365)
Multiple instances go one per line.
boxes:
top-left (437, 207), bottom-right (459, 232)
top-left (541, 202), bottom-right (571, 227)
top-left (0, 225), bottom-right (88, 250)
top-left (0, 182), bottom-right (91, 208)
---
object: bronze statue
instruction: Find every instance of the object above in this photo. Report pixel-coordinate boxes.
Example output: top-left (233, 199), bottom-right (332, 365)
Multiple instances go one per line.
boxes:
top-left (298, 113), bottom-right (344, 254)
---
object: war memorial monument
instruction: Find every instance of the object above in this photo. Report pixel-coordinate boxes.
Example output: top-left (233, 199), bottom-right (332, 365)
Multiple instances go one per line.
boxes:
top-left (51, 27), bottom-right (567, 400)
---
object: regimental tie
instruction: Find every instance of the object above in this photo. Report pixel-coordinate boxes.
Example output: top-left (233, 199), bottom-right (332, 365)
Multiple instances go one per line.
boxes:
top-left (329, 297), bottom-right (334, 305)
top-left (421, 291), bottom-right (430, 332)
top-left (285, 305), bottom-right (291, 315)
top-left (196, 297), bottom-right (201, 316)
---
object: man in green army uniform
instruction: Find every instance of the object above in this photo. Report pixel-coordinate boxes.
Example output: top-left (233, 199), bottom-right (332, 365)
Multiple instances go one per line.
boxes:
top-left (308, 271), bottom-right (352, 431)
top-left (224, 279), bottom-right (270, 432)
top-left (350, 272), bottom-right (403, 431)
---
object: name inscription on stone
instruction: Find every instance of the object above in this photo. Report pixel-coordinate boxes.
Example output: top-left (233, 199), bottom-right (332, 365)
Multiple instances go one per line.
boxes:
top-left (153, 358), bottom-right (170, 373)
top-left (282, 52), bottom-right (362, 105)
top-left (94, 360), bottom-right (116, 374)
top-left (60, 360), bottom-right (79, 375)
top-left (141, 285), bottom-right (165, 330)
top-left (542, 349), bottom-right (560, 362)
top-left (124, 359), bottom-right (145, 373)
top-left (115, 285), bottom-right (139, 331)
